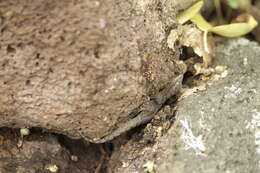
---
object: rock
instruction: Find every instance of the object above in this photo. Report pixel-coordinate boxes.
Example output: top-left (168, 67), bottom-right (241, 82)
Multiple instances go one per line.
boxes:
top-left (107, 38), bottom-right (260, 172)
top-left (0, 0), bottom-right (196, 143)
top-left (161, 38), bottom-right (260, 173)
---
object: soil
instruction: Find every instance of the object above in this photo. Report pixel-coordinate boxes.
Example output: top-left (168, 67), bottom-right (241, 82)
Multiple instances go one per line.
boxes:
top-left (0, 128), bottom-right (107, 173)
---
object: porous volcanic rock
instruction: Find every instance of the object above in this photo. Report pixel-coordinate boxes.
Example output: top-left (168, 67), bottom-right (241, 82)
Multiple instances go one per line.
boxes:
top-left (0, 0), bottom-right (194, 142)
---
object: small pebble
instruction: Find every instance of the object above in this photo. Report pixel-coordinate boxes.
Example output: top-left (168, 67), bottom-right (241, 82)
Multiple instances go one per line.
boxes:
top-left (20, 128), bottom-right (30, 136)
top-left (45, 164), bottom-right (59, 173)
top-left (71, 155), bottom-right (79, 162)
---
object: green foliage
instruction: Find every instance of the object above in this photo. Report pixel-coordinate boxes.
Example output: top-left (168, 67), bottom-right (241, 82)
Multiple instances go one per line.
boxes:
top-left (210, 14), bottom-right (258, 37)
top-left (176, 1), bottom-right (203, 24)
top-left (176, 0), bottom-right (257, 38)
top-left (226, 0), bottom-right (240, 9)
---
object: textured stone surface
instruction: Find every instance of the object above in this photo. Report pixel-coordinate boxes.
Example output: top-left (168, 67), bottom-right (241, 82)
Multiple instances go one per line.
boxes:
top-left (0, 0), bottom-right (194, 143)
top-left (160, 38), bottom-right (260, 173)
top-left (107, 38), bottom-right (260, 172)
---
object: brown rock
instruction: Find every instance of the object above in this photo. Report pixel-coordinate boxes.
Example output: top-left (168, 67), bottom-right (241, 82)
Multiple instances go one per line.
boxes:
top-left (0, 0), bottom-right (191, 143)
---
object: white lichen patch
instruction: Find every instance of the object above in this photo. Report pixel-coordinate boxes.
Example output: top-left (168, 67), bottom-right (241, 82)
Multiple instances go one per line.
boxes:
top-left (179, 118), bottom-right (206, 155)
top-left (224, 84), bottom-right (242, 98)
top-left (198, 111), bottom-right (211, 132)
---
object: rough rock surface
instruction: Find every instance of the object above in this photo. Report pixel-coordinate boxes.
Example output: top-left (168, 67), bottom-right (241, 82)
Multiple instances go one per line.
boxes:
top-left (0, 0), bottom-right (196, 143)
top-left (107, 38), bottom-right (260, 172)
top-left (161, 38), bottom-right (260, 173)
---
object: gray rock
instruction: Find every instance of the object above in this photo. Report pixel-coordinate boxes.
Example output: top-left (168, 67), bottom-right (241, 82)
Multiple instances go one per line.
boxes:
top-left (160, 38), bottom-right (260, 173)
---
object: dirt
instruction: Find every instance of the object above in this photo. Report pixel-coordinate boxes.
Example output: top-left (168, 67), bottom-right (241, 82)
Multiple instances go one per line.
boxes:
top-left (0, 128), bottom-right (110, 173)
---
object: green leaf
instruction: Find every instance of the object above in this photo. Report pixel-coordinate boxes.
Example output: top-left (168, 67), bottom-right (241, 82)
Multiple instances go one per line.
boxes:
top-left (176, 1), bottom-right (204, 24)
top-left (226, 0), bottom-right (240, 9)
top-left (176, 0), bottom-right (257, 38)
top-left (191, 13), bottom-right (213, 31)
top-left (210, 14), bottom-right (258, 37)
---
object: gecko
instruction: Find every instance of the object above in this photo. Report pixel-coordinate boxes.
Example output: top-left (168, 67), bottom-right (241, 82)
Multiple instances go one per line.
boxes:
top-left (83, 74), bottom-right (183, 143)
